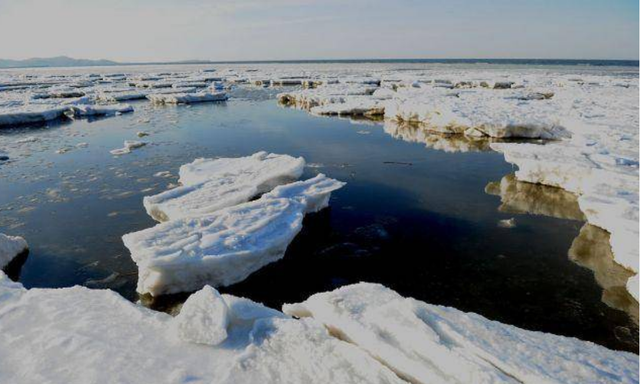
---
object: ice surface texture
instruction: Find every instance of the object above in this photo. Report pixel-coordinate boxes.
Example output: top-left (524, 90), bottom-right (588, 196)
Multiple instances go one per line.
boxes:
top-left (143, 151), bottom-right (305, 221)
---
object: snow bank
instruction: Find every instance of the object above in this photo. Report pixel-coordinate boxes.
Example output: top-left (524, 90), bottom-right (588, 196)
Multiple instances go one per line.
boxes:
top-left (143, 151), bottom-right (305, 222)
top-left (284, 282), bottom-right (639, 384)
top-left (0, 278), bottom-right (402, 384)
top-left (124, 173), bottom-right (345, 296)
top-left (147, 91), bottom-right (228, 104)
top-left (0, 233), bottom-right (27, 269)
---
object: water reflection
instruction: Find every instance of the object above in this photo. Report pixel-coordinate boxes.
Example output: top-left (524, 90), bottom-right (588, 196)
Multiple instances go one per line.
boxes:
top-left (569, 224), bottom-right (639, 325)
top-left (485, 174), bottom-right (585, 221)
top-left (383, 121), bottom-right (495, 153)
top-left (486, 174), bottom-right (638, 328)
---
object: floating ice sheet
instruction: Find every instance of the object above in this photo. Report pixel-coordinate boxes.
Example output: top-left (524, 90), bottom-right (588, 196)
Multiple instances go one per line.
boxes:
top-left (124, 173), bottom-right (345, 296)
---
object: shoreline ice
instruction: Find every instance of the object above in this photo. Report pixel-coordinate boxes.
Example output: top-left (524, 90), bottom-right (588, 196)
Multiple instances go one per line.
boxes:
top-left (0, 273), bottom-right (636, 384)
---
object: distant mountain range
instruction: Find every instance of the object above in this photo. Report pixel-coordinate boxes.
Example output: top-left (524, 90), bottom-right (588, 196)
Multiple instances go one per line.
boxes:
top-left (0, 56), bottom-right (214, 69)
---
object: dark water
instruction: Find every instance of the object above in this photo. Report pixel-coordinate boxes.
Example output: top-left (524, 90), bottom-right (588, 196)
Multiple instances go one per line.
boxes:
top-left (0, 87), bottom-right (637, 353)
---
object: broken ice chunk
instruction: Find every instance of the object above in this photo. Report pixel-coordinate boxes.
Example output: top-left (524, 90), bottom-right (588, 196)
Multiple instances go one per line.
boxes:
top-left (172, 285), bottom-right (230, 346)
top-left (110, 140), bottom-right (146, 155)
top-left (0, 233), bottom-right (28, 269)
top-left (123, 174), bottom-right (345, 296)
top-left (263, 173), bottom-right (346, 214)
top-left (143, 152), bottom-right (305, 222)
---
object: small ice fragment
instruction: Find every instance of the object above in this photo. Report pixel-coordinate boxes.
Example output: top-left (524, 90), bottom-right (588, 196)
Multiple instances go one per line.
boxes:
top-left (110, 140), bottom-right (146, 156)
top-left (172, 285), bottom-right (230, 346)
top-left (498, 218), bottom-right (516, 228)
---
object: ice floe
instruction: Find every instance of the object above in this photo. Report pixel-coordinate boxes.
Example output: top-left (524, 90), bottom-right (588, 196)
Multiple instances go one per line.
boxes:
top-left (284, 282), bottom-right (639, 384)
top-left (68, 103), bottom-right (133, 117)
top-left (143, 151), bottom-right (305, 221)
top-left (147, 91), bottom-right (228, 104)
top-left (124, 172), bottom-right (345, 296)
top-left (0, 104), bottom-right (70, 127)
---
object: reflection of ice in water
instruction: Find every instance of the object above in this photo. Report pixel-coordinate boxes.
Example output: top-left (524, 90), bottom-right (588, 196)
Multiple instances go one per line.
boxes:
top-left (486, 174), bottom-right (638, 326)
top-left (569, 224), bottom-right (639, 326)
top-left (383, 120), bottom-right (495, 153)
top-left (485, 174), bottom-right (585, 221)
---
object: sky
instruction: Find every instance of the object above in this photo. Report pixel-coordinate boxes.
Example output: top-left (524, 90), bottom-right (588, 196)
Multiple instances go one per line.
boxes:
top-left (0, 0), bottom-right (637, 62)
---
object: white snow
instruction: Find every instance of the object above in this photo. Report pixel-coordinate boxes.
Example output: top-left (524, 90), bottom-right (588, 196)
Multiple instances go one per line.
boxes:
top-left (124, 173), bottom-right (345, 296)
top-left (0, 233), bottom-right (28, 269)
top-left (284, 282), bottom-right (639, 384)
top-left (110, 140), bottom-right (147, 155)
top-left (147, 91), bottom-right (228, 104)
top-left (143, 151), bottom-right (305, 222)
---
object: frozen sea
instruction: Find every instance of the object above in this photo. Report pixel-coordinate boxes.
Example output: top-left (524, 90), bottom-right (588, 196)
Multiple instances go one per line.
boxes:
top-left (0, 62), bottom-right (637, 354)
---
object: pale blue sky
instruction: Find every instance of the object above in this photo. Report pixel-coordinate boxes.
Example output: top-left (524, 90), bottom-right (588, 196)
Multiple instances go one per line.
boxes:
top-left (0, 0), bottom-right (637, 61)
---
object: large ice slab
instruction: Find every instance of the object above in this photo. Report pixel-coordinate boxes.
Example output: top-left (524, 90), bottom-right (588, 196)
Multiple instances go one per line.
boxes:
top-left (147, 91), bottom-right (228, 104)
top-left (284, 283), bottom-right (639, 384)
top-left (143, 152), bottom-right (305, 222)
top-left (68, 104), bottom-right (133, 117)
top-left (0, 104), bottom-right (70, 127)
top-left (124, 173), bottom-right (345, 296)
top-left (0, 233), bottom-right (27, 269)
top-left (384, 86), bottom-right (571, 139)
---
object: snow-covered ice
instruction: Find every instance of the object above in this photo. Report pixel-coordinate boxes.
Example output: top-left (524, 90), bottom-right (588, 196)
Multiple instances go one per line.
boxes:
top-left (143, 151), bottom-right (305, 222)
top-left (284, 282), bottom-right (639, 384)
top-left (124, 173), bottom-right (345, 296)
top-left (0, 277), bottom-right (404, 384)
